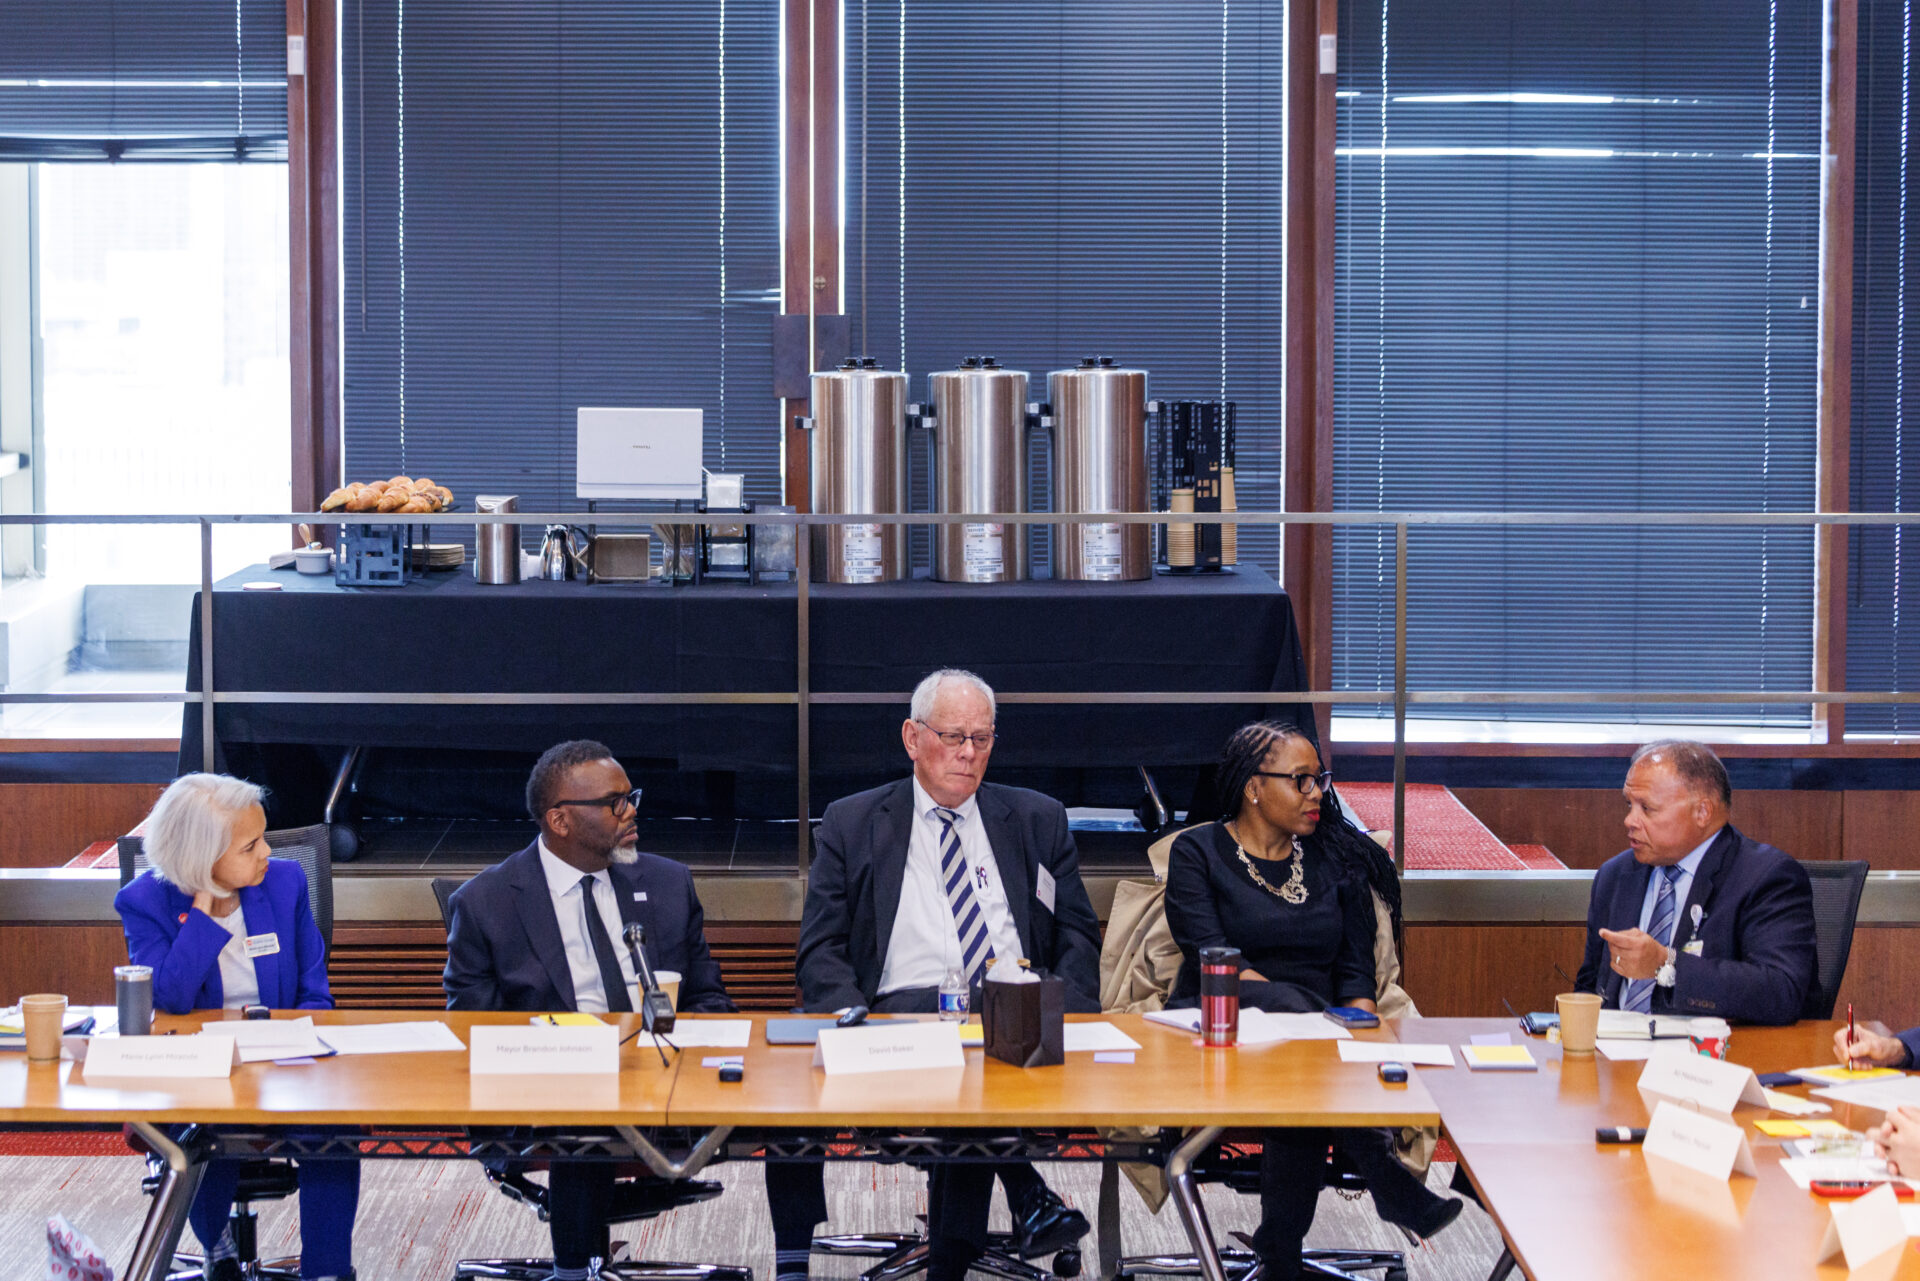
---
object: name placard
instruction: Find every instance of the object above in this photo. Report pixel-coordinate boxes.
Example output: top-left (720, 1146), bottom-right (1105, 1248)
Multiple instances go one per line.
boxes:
top-left (814, 1020), bottom-right (965, 1077)
top-left (85, 1034), bottom-right (239, 1080)
top-left (1818, 1183), bottom-right (1909, 1271)
top-left (1642, 1100), bottom-right (1755, 1180)
top-left (1637, 1045), bottom-right (1765, 1115)
top-left (470, 1024), bottom-right (619, 1075)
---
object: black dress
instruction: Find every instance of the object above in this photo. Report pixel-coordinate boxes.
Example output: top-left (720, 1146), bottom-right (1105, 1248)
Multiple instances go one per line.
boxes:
top-left (1161, 821), bottom-right (1446, 1279)
top-left (1164, 821), bottom-right (1377, 1010)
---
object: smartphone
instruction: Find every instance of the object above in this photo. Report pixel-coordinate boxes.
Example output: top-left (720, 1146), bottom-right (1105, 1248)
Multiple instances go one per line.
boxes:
top-left (1810, 1181), bottom-right (1916, 1200)
top-left (1377, 1062), bottom-right (1409, 1084)
top-left (1324, 1006), bottom-right (1381, 1029)
top-left (1521, 1012), bottom-right (1559, 1036)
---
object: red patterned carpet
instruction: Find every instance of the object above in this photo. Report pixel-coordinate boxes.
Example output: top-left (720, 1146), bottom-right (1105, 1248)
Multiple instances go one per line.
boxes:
top-left (1338, 783), bottom-right (1566, 871)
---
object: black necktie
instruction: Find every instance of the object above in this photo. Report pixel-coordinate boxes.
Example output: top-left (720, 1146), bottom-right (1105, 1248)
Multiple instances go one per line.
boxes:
top-left (578, 874), bottom-right (634, 1012)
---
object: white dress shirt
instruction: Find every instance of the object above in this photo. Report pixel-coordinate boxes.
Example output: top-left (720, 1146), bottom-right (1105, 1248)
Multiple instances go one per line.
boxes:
top-left (1637, 827), bottom-right (1720, 941)
top-left (877, 780), bottom-right (1027, 996)
top-left (214, 903), bottom-right (261, 1008)
top-left (537, 838), bottom-right (640, 1013)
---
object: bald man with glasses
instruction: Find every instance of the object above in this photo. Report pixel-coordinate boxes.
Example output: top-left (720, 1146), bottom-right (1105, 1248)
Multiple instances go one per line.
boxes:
top-left (444, 739), bottom-right (734, 1280)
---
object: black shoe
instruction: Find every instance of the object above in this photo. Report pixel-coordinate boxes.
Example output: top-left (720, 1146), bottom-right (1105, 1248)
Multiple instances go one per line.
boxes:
top-left (205, 1261), bottom-right (243, 1281)
top-left (1409, 1195), bottom-right (1464, 1240)
top-left (1010, 1186), bottom-right (1091, 1259)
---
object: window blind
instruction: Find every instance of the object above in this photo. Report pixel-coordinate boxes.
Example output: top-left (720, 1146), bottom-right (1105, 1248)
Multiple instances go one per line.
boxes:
top-left (1333, 0), bottom-right (1821, 725)
top-left (844, 0), bottom-right (1287, 574)
top-left (1850, 0), bottom-right (1920, 733)
top-left (0, 0), bottom-right (287, 160)
top-left (340, 0), bottom-right (780, 518)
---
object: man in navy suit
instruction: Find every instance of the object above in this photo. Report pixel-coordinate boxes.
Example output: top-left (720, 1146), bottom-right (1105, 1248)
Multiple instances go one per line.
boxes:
top-left (1575, 739), bottom-right (1815, 1026)
top-left (766, 669), bottom-right (1101, 1281)
top-left (445, 739), bottom-right (735, 1281)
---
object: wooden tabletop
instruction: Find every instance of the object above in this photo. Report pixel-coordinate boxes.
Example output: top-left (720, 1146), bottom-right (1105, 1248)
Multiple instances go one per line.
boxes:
top-left (0, 1011), bottom-right (1440, 1133)
top-left (1398, 1017), bottom-right (1920, 1281)
top-left (665, 1013), bottom-right (1441, 1129)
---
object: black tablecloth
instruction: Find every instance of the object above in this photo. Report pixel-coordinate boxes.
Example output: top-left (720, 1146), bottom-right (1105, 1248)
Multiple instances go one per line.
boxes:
top-left (182, 565), bottom-right (1309, 819)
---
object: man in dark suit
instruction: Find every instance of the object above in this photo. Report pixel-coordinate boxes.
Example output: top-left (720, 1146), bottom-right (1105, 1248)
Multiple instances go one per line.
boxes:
top-left (1575, 739), bottom-right (1815, 1026)
top-left (766, 668), bottom-right (1101, 1281)
top-left (445, 739), bottom-right (735, 1281)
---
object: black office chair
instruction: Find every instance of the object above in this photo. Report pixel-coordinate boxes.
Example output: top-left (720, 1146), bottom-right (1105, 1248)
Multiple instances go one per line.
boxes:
top-left (809, 1204), bottom-right (1084, 1281)
top-left (1799, 859), bottom-right (1869, 1020)
top-left (1114, 1142), bottom-right (1407, 1281)
top-left (119, 825), bottom-right (335, 1281)
top-left (428, 876), bottom-right (749, 1281)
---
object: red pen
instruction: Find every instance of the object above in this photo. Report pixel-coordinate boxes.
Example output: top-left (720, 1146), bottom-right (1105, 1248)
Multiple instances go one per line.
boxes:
top-left (1848, 1001), bottom-right (1856, 1071)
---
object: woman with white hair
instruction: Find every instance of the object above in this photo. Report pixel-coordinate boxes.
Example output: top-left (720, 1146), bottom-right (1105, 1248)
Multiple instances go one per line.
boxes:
top-left (113, 773), bottom-right (359, 1281)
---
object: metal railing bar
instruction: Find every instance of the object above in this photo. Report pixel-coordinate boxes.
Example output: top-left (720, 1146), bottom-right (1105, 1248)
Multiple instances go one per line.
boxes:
top-left (1393, 521), bottom-right (1408, 878)
top-left (199, 519), bottom-right (214, 773)
top-left (9, 509), bottom-right (1920, 528)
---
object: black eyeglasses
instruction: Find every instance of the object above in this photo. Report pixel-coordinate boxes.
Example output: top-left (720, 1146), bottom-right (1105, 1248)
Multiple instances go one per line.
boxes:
top-left (550, 787), bottom-right (644, 817)
top-left (1253, 770), bottom-right (1333, 796)
top-left (915, 720), bottom-right (999, 751)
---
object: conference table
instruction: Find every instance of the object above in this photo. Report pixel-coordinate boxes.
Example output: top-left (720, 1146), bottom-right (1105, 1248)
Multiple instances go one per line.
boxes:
top-left (0, 1010), bottom-right (1435, 1281)
top-left (6, 1011), bottom-right (1913, 1281)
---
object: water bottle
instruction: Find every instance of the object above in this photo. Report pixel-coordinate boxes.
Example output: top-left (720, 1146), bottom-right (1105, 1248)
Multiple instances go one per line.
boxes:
top-left (938, 966), bottom-right (969, 1020)
top-left (1199, 946), bottom-right (1242, 1047)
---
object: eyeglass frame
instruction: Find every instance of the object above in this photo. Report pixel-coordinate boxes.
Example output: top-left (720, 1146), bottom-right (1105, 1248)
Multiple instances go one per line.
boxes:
top-left (548, 787), bottom-right (645, 817)
top-left (913, 719), bottom-right (999, 751)
top-left (1251, 770), bottom-right (1333, 796)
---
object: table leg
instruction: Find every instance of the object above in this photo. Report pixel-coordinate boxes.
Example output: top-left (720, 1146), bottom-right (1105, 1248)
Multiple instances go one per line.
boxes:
top-left (614, 1124), bottom-right (733, 1180)
top-left (1165, 1127), bottom-right (1227, 1281)
top-left (124, 1122), bottom-right (210, 1281)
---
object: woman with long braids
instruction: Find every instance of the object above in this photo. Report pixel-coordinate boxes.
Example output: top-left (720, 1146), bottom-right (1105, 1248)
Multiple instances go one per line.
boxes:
top-left (1163, 720), bottom-right (1460, 1279)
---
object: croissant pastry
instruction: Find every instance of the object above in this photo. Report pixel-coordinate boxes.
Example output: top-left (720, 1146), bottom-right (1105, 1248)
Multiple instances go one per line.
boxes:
top-left (320, 485), bottom-right (355, 512)
top-left (398, 496), bottom-right (435, 514)
top-left (388, 475), bottom-right (414, 489)
top-left (345, 489), bottom-right (382, 513)
top-left (376, 489), bottom-right (411, 513)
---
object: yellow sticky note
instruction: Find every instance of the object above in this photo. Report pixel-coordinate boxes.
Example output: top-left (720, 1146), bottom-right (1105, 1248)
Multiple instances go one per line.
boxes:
top-left (959, 1020), bottom-right (984, 1047)
top-left (1798, 1066), bottom-right (1906, 1084)
top-left (534, 1013), bottom-right (607, 1027)
top-left (1754, 1119), bottom-right (1811, 1137)
top-left (1462, 1044), bottom-right (1537, 1070)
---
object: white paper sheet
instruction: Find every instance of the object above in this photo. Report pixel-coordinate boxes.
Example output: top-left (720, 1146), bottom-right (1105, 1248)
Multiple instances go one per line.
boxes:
top-left (1813, 1077), bottom-right (1920, 1113)
top-left (1779, 1155), bottom-right (1909, 1189)
top-left (318, 1021), bottom-right (467, 1055)
top-left (1596, 1039), bottom-right (1658, 1061)
top-left (198, 1016), bottom-right (331, 1063)
top-left (1763, 1088), bottom-right (1833, 1116)
top-left (1141, 1008), bottom-right (1350, 1045)
top-left (1469, 1032), bottom-right (1513, 1047)
top-left (1063, 1022), bottom-right (1143, 1053)
top-left (651, 1019), bottom-right (751, 1049)
top-left (1337, 1041), bottom-right (1455, 1068)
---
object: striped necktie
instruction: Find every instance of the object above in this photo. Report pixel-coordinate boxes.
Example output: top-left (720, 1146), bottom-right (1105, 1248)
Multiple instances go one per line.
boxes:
top-left (1622, 865), bottom-right (1683, 1015)
top-left (934, 807), bottom-right (996, 983)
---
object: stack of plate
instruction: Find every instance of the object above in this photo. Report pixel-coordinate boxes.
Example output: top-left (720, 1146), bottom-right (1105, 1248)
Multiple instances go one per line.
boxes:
top-left (410, 543), bottom-right (466, 571)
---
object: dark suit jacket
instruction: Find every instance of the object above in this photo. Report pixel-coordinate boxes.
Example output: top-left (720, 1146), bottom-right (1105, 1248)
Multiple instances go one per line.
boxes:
top-left (115, 860), bottom-right (331, 1015)
top-left (443, 843), bottom-right (734, 1014)
top-left (796, 779), bottom-right (1103, 1014)
top-left (1575, 824), bottom-right (1815, 1026)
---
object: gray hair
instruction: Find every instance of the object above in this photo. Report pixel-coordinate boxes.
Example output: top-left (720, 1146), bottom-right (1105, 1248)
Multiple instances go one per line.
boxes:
top-left (142, 773), bottom-right (267, 897)
top-left (1630, 739), bottom-right (1732, 808)
top-left (910, 668), bottom-right (996, 723)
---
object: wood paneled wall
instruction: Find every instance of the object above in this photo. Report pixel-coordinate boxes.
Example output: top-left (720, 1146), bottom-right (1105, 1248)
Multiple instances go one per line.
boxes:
top-left (1454, 787), bottom-right (1853, 869)
top-left (0, 783), bottom-right (160, 869)
top-left (0, 924), bottom-right (126, 1004)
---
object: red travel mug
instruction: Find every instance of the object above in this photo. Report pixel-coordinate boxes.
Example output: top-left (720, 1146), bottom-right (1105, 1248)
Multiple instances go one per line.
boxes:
top-left (1199, 946), bottom-right (1242, 1047)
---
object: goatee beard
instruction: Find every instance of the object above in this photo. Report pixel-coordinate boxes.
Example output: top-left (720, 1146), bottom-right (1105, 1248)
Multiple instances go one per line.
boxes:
top-left (608, 843), bottom-right (639, 866)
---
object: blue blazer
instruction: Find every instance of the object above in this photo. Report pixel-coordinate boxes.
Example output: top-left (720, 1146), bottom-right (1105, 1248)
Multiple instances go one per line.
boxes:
top-left (114, 860), bottom-right (333, 1015)
top-left (1575, 824), bottom-right (1816, 1026)
top-left (442, 842), bottom-right (734, 1014)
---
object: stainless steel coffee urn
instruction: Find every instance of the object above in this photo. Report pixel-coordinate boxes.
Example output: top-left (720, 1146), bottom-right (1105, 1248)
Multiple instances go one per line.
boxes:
top-left (474, 495), bottom-right (521, 585)
top-left (806, 357), bottom-right (910, 583)
top-left (925, 356), bottom-right (1030, 583)
top-left (1047, 356), bottom-right (1150, 581)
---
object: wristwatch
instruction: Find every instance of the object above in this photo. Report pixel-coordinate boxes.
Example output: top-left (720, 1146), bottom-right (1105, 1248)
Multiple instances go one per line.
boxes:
top-left (1654, 946), bottom-right (1678, 989)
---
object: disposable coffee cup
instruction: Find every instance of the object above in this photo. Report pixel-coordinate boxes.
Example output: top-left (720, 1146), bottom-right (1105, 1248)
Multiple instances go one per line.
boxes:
top-left (1689, 1017), bottom-right (1731, 1060)
top-left (1556, 992), bottom-right (1603, 1055)
top-left (655, 970), bottom-right (682, 1011)
top-left (21, 994), bottom-right (67, 1062)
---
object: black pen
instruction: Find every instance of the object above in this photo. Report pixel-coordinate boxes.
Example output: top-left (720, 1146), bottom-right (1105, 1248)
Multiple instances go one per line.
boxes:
top-left (1596, 1127), bottom-right (1646, 1145)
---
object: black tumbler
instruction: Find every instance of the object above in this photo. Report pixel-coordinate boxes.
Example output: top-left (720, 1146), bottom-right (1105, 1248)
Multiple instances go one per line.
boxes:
top-left (1198, 946), bottom-right (1241, 1047)
top-left (115, 965), bottom-right (153, 1036)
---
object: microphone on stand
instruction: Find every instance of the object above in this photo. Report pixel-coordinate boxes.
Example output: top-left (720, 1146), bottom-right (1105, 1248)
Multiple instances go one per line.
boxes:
top-left (622, 922), bottom-right (677, 1036)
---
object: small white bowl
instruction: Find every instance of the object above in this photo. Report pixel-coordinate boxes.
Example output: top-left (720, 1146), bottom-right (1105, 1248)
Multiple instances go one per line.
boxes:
top-left (294, 547), bottom-right (334, 575)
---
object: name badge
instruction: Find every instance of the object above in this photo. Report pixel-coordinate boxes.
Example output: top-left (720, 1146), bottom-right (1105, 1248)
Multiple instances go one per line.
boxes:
top-left (1682, 940), bottom-right (1705, 956)
top-left (244, 933), bottom-right (281, 958)
top-left (1036, 865), bottom-right (1056, 913)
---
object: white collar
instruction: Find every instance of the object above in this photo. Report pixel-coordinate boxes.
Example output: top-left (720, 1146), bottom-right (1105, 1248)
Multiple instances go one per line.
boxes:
top-left (912, 777), bottom-right (981, 825)
top-left (536, 836), bottom-right (606, 900)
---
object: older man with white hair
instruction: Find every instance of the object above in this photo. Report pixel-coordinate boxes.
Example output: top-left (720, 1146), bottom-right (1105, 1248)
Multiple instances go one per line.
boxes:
top-left (765, 668), bottom-right (1102, 1281)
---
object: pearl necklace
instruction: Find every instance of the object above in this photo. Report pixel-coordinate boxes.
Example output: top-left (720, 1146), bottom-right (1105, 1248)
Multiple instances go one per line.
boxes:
top-left (1229, 827), bottom-right (1309, 905)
